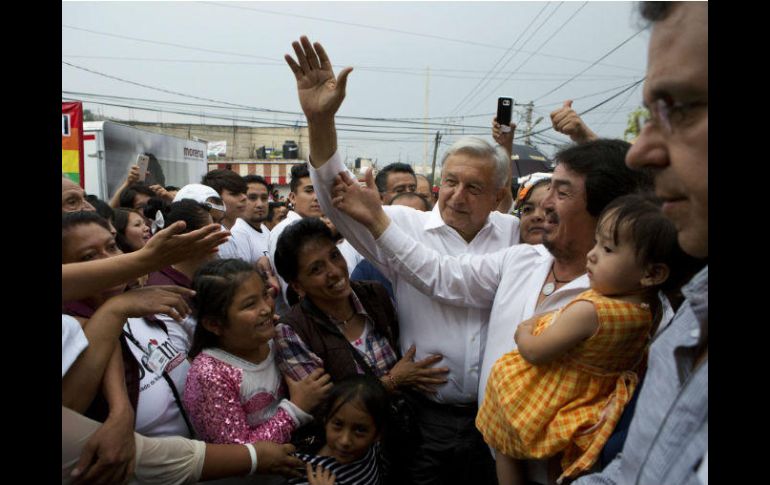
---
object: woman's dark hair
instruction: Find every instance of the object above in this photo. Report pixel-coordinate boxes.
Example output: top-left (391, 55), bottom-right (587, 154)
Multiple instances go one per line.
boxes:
top-left (112, 208), bottom-right (144, 253)
top-left (162, 199), bottom-right (212, 234)
top-left (85, 195), bottom-right (115, 221)
top-left (189, 258), bottom-right (261, 358)
top-left (320, 375), bottom-right (390, 434)
top-left (142, 197), bottom-right (171, 222)
top-left (274, 217), bottom-right (337, 283)
top-left (513, 177), bottom-right (551, 213)
top-left (119, 183), bottom-right (156, 209)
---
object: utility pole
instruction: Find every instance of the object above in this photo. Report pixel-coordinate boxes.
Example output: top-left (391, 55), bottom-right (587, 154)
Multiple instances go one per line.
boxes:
top-left (524, 101), bottom-right (534, 146)
top-left (430, 131), bottom-right (442, 187)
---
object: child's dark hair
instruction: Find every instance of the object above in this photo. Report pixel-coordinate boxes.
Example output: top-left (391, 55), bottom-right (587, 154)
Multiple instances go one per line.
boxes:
top-left (321, 375), bottom-right (390, 434)
top-left (600, 193), bottom-right (686, 288)
top-left (599, 192), bottom-right (703, 326)
top-left (189, 258), bottom-right (263, 358)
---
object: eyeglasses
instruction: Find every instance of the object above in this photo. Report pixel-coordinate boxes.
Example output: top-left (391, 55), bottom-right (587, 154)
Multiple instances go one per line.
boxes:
top-left (640, 97), bottom-right (708, 135)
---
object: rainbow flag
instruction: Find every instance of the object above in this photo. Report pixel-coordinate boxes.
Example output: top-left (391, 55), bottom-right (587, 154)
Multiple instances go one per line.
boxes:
top-left (62, 102), bottom-right (84, 186)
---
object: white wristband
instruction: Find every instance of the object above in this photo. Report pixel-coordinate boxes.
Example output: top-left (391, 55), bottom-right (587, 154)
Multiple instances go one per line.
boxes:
top-left (244, 443), bottom-right (258, 475)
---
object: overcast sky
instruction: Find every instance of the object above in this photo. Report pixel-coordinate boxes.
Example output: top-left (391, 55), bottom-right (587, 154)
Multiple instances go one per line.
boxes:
top-left (62, 1), bottom-right (650, 167)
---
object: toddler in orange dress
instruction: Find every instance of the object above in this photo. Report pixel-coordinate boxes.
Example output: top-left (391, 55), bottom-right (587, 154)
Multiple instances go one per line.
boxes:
top-left (476, 194), bottom-right (690, 484)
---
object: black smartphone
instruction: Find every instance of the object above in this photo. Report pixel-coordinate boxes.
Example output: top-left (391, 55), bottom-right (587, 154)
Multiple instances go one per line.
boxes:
top-left (497, 97), bottom-right (513, 132)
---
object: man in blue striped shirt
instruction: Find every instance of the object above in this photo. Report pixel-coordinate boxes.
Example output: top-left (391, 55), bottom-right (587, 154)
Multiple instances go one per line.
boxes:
top-left (576, 3), bottom-right (708, 484)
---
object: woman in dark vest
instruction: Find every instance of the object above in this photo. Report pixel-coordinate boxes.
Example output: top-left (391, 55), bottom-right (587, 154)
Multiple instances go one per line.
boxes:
top-left (273, 217), bottom-right (447, 392)
top-left (273, 217), bottom-right (448, 483)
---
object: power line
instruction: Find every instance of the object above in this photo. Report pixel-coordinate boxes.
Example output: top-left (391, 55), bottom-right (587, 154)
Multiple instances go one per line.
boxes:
top-left (196, 2), bottom-right (643, 72)
top-left (465, 2), bottom-right (588, 115)
top-left (592, 82), bottom-right (642, 134)
top-left (527, 77), bottom-right (645, 137)
top-left (448, 2), bottom-right (552, 116)
top-left (63, 90), bottom-right (493, 131)
top-left (64, 95), bottom-right (493, 137)
top-left (61, 54), bottom-right (640, 82)
top-left (532, 27), bottom-right (646, 103)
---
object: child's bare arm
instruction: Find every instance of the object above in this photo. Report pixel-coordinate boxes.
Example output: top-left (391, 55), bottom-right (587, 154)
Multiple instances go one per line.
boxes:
top-left (515, 301), bottom-right (599, 365)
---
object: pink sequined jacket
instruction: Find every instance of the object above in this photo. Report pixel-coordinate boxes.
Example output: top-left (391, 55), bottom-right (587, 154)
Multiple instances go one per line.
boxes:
top-left (183, 345), bottom-right (313, 444)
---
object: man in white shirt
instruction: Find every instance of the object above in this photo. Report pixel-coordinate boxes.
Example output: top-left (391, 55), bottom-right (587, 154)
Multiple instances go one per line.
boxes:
top-left (333, 138), bottom-right (652, 484)
top-left (200, 169), bottom-right (250, 261)
top-left (229, 174), bottom-right (272, 263)
top-left (285, 37), bottom-right (519, 485)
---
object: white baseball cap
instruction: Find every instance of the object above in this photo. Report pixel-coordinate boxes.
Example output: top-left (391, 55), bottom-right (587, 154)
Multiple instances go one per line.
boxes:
top-left (173, 184), bottom-right (226, 212)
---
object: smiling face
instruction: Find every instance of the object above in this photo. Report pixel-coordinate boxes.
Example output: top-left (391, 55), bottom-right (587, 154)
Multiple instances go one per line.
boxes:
top-left (625, 3), bottom-right (708, 258)
top-left (540, 164), bottom-right (597, 262)
top-left (290, 238), bottom-right (351, 305)
top-left (216, 273), bottom-right (276, 358)
top-left (518, 183), bottom-right (553, 245)
top-left (322, 398), bottom-right (379, 464)
top-left (438, 153), bottom-right (503, 242)
top-left (123, 211), bottom-right (151, 251)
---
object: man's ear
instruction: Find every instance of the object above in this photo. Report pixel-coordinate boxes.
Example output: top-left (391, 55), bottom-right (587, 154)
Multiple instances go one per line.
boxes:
top-left (288, 191), bottom-right (297, 205)
top-left (201, 316), bottom-right (223, 336)
top-left (641, 263), bottom-right (670, 288)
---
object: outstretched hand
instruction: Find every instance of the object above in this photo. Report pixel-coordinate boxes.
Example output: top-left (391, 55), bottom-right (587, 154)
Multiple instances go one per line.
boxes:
top-left (388, 345), bottom-right (449, 395)
top-left (104, 285), bottom-right (195, 323)
top-left (550, 100), bottom-right (598, 143)
top-left (142, 221), bottom-right (229, 268)
top-left (285, 36), bottom-right (352, 122)
top-left (331, 168), bottom-right (391, 238)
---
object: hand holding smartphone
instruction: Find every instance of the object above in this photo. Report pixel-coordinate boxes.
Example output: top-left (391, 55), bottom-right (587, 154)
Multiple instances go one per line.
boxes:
top-left (497, 97), bottom-right (513, 133)
top-left (136, 154), bottom-right (150, 182)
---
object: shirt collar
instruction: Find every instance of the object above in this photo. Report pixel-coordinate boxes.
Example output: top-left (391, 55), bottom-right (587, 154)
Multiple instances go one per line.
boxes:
top-left (681, 264), bottom-right (708, 341)
top-left (423, 204), bottom-right (500, 239)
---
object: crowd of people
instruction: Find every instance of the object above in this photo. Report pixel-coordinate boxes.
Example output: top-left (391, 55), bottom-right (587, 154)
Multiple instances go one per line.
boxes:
top-left (61, 3), bottom-right (707, 484)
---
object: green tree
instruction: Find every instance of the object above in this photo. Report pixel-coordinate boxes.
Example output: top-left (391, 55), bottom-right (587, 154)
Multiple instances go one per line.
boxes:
top-left (83, 109), bottom-right (96, 122)
top-left (624, 106), bottom-right (648, 141)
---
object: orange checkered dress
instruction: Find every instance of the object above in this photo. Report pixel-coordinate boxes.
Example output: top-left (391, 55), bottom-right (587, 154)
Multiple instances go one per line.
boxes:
top-left (475, 290), bottom-right (652, 481)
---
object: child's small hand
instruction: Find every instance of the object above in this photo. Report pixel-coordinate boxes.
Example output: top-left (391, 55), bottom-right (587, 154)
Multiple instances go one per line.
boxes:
top-left (514, 317), bottom-right (538, 344)
top-left (306, 462), bottom-right (336, 485)
top-left (286, 368), bottom-right (333, 413)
